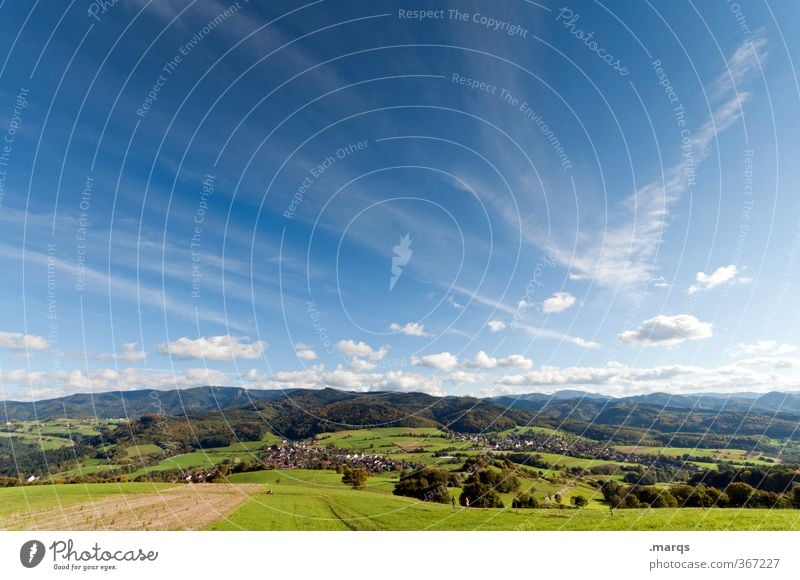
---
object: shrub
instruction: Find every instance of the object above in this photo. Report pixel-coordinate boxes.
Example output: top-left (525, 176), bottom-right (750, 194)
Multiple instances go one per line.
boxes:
top-left (512, 493), bottom-right (539, 508)
top-left (570, 494), bottom-right (589, 508)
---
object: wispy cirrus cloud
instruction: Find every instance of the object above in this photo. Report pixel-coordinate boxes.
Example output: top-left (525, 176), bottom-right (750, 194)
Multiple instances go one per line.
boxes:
top-left (555, 35), bottom-right (767, 291)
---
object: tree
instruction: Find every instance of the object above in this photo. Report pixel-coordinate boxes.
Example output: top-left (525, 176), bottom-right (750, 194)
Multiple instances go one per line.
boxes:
top-left (726, 482), bottom-right (755, 507)
top-left (393, 467), bottom-right (453, 503)
top-left (704, 486), bottom-right (727, 507)
top-left (341, 466), bottom-right (368, 489)
top-left (570, 495), bottom-right (588, 508)
top-left (460, 480), bottom-right (504, 508)
top-left (460, 469), bottom-right (504, 508)
top-left (793, 486), bottom-right (800, 509)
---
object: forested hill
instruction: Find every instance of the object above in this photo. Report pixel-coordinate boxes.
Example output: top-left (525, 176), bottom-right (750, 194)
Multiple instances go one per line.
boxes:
top-left (4, 386), bottom-right (800, 440)
top-left (0, 386), bottom-right (291, 421)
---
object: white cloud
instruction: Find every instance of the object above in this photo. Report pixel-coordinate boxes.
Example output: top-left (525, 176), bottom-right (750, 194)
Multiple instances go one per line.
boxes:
top-left (652, 276), bottom-right (671, 289)
top-left (487, 320), bottom-right (506, 333)
top-left (411, 352), bottom-right (459, 371)
top-left (688, 265), bottom-right (750, 294)
top-left (98, 342), bottom-right (147, 362)
top-left (710, 36), bottom-right (768, 100)
top-left (729, 341), bottom-right (797, 357)
top-left (516, 324), bottom-right (601, 349)
top-left (157, 335), bottom-right (267, 360)
top-left (389, 322), bottom-right (429, 337)
top-left (377, 371), bottom-right (443, 395)
top-left (336, 339), bottom-right (388, 361)
top-left (447, 295), bottom-right (464, 310)
top-left (322, 366), bottom-right (381, 391)
top-left (349, 358), bottom-right (377, 371)
top-left (465, 350), bottom-right (533, 370)
top-left (548, 36), bottom-right (766, 290)
top-left (484, 361), bottom-right (787, 396)
top-left (501, 354), bottom-right (534, 369)
top-left (442, 370), bottom-right (485, 384)
top-left (0, 331), bottom-right (48, 351)
top-left (542, 292), bottom-right (577, 314)
top-left (736, 356), bottom-right (800, 369)
top-left (0, 367), bottom-right (232, 401)
top-left (618, 314), bottom-right (712, 347)
top-left (294, 343), bottom-right (318, 361)
top-left (271, 365), bottom-right (326, 388)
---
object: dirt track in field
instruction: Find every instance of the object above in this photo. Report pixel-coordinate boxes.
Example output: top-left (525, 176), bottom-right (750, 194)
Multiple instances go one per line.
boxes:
top-left (6, 484), bottom-right (260, 531)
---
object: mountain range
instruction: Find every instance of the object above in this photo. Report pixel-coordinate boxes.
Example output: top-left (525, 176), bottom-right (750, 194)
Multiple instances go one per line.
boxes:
top-left (4, 386), bottom-right (800, 442)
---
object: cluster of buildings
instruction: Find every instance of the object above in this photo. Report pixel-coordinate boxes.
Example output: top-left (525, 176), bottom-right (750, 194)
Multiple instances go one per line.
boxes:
top-left (258, 442), bottom-right (412, 473)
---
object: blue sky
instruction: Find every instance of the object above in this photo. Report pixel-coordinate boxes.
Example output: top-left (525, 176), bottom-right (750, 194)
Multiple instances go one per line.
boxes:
top-left (1, 0), bottom-right (799, 400)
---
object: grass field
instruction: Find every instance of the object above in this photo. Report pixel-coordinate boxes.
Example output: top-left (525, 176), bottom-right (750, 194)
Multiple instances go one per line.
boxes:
top-left (614, 445), bottom-right (780, 466)
top-left (316, 428), bottom-right (453, 453)
top-left (0, 430), bottom-right (74, 449)
top-left (45, 432), bottom-right (285, 480)
top-left (2, 469), bottom-right (799, 531)
top-left (4, 422), bottom-right (799, 531)
top-left (0, 482), bottom-right (174, 522)
top-left (207, 470), bottom-right (800, 531)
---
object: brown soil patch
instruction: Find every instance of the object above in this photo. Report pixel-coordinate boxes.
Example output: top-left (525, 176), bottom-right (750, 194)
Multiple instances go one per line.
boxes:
top-left (393, 440), bottom-right (425, 451)
top-left (7, 484), bottom-right (260, 531)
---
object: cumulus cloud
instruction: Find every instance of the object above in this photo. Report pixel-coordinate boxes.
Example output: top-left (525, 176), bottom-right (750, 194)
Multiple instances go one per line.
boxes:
top-left (0, 331), bottom-right (48, 351)
top-left (687, 265), bottom-right (750, 294)
top-left (617, 315), bottom-right (712, 347)
top-left (442, 370), bottom-right (485, 384)
top-left (485, 361), bottom-right (776, 396)
top-left (487, 320), bottom-right (506, 333)
top-left (322, 366), bottom-right (381, 391)
top-left (389, 322), bottom-right (429, 337)
top-left (377, 371), bottom-right (443, 395)
top-left (98, 342), bottom-right (147, 362)
top-left (157, 335), bottom-right (267, 360)
top-left (336, 339), bottom-right (388, 361)
top-left (411, 352), bottom-right (459, 371)
top-left (349, 358), bottom-right (377, 371)
top-left (728, 341), bottom-right (797, 357)
top-left (465, 350), bottom-right (533, 370)
top-left (736, 356), bottom-right (800, 369)
top-left (0, 366), bottom-right (231, 401)
top-left (271, 365), bottom-right (326, 388)
top-left (542, 292), bottom-right (577, 314)
top-left (294, 343), bottom-right (318, 360)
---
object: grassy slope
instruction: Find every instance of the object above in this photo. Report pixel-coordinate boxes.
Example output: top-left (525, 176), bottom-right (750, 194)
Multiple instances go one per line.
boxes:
top-left (0, 482), bottom-right (175, 522)
top-left (211, 470), bottom-right (800, 531)
top-left (1, 470), bottom-right (797, 531)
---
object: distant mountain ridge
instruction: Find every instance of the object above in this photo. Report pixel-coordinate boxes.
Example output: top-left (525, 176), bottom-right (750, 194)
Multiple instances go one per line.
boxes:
top-left (0, 386), bottom-right (293, 421)
top-left (3, 386), bottom-right (800, 423)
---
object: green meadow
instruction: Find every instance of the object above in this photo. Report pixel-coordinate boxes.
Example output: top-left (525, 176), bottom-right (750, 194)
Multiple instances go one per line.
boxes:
top-left (0, 482), bottom-right (175, 521)
top-left (205, 469), bottom-right (800, 531)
